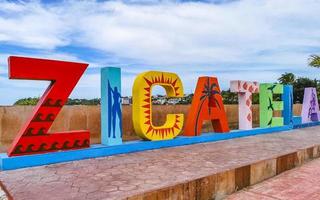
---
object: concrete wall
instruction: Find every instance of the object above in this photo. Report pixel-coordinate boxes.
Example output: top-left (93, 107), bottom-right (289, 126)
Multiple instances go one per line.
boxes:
top-left (0, 104), bottom-right (302, 152)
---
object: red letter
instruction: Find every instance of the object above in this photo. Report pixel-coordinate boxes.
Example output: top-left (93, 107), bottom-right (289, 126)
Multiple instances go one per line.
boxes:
top-left (7, 56), bottom-right (90, 156)
top-left (184, 77), bottom-right (229, 136)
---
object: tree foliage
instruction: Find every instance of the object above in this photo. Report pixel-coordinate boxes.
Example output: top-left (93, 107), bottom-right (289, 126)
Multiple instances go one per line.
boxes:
top-left (278, 72), bottom-right (295, 85)
top-left (14, 98), bottom-right (101, 105)
top-left (14, 97), bottom-right (39, 105)
top-left (292, 77), bottom-right (319, 103)
top-left (309, 55), bottom-right (320, 68)
top-left (221, 74), bottom-right (319, 104)
top-left (13, 73), bottom-right (320, 105)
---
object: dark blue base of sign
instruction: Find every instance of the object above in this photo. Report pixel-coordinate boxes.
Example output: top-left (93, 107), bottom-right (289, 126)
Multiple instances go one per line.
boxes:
top-left (0, 122), bottom-right (318, 170)
top-left (293, 121), bottom-right (320, 129)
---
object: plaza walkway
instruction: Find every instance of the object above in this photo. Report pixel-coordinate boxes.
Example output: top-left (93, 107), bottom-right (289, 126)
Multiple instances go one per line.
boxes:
top-left (227, 158), bottom-right (320, 200)
top-left (1, 126), bottom-right (320, 199)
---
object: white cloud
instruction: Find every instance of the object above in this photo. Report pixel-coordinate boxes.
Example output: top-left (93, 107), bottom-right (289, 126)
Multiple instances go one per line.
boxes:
top-left (0, 0), bottom-right (71, 49)
top-left (0, 0), bottom-right (320, 103)
top-left (0, 0), bottom-right (319, 67)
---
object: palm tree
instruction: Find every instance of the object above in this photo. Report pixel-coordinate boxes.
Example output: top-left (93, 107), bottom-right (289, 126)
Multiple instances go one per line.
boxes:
top-left (278, 72), bottom-right (295, 85)
top-left (309, 55), bottom-right (320, 68)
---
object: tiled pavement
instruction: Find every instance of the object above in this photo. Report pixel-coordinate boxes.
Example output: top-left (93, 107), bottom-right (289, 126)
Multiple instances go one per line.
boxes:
top-left (1, 127), bottom-right (320, 200)
top-left (227, 158), bottom-right (320, 200)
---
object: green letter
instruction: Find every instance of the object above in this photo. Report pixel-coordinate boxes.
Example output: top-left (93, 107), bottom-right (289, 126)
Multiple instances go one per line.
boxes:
top-left (259, 83), bottom-right (284, 127)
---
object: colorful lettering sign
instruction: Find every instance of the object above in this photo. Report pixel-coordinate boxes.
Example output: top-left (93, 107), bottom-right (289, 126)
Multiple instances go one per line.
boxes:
top-left (132, 71), bottom-right (184, 140)
top-left (7, 56), bottom-right (90, 156)
top-left (259, 83), bottom-right (284, 127)
top-left (301, 87), bottom-right (320, 123)
top-left (101, 67), bottom-right (122, 145)
top-left (230, 80), bottom-right (259, 130)
top-left (3, 55), bottom-right (320, 161)
top-left (184, 77), bottom-right (229, 136)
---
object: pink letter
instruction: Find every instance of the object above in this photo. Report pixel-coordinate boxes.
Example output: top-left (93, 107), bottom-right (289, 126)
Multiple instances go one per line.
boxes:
top-left (230, 80), bottom-right (259, 130)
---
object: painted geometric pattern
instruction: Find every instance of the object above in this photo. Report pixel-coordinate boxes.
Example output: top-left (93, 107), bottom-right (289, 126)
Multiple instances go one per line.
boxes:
top-left (7, 56), bottom-right (90, 156)
top-left (132, 71), bottom-right (184, 140)
top-left (259, 83), bottom-right (284, 128)
top-left (230, 80), bottom-right (259, 93)
top-left (230, 80), bottom-right (259, 130)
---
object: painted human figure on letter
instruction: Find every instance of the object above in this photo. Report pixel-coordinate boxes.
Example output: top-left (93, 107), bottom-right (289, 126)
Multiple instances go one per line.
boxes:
top-left (108, 81), bottom-right (122, 138)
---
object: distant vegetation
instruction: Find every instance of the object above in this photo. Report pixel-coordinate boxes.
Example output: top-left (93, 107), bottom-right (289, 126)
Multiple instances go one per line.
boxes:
top-left (277, 73), bottom-right (319, 104)
top-left (14, 97), bottom-right (40, 106)
top-left (14, 98), bottom-right (100, 106)
top-left (219, 73), bottom-right (320, 104)
top-left (309, 55), bottom-right (320, 68)
top-left (13, 73), bottom-right (320, 105)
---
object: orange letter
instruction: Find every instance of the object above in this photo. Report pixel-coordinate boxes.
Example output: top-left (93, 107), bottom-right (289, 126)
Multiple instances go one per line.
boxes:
top-left (184, 77), bottom-right (229, 136)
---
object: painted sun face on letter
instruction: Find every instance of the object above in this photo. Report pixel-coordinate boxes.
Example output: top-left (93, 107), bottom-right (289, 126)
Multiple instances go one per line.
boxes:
top-left (132, 71), bottom-right (184, 140)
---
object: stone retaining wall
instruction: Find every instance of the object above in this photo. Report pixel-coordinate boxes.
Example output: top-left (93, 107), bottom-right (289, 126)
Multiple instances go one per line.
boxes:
top-left (0, 104), bottom-right (302, 152)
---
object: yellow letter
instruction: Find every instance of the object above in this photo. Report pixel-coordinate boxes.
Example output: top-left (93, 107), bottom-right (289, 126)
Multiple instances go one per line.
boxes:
top-left (132, 71), bottom-right (184, 140)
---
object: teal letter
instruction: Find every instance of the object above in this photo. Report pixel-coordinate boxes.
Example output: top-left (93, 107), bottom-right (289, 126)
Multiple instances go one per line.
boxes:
top-left (101, 67), bottom-right (122, 145)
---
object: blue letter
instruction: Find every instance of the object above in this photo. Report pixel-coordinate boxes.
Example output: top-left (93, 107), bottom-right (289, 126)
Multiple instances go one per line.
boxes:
top-left (101, 67), bottom-right (122, 145)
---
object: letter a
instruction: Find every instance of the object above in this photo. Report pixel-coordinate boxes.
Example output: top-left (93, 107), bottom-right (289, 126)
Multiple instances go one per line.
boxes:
top-left (184, 77), bottom-right (229, 136)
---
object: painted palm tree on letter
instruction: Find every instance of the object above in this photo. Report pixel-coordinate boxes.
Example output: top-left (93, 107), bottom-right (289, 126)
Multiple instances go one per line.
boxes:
top-left (194, 77), bottom-right (221, 135)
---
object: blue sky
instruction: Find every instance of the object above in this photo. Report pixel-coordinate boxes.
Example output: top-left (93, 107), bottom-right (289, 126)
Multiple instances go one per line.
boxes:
top-left (0, 0), bottom-right (320, 105)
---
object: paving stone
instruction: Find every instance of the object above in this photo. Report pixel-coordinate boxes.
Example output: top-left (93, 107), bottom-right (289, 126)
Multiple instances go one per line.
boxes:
top-left (0, 189), bottom-right (7, 200)
top-left (226, 191), bottom-right (277, 200)
top-left (1, 127), bottom-right (320, 199)
top-left (227, 158), bottom-right (320, 200)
